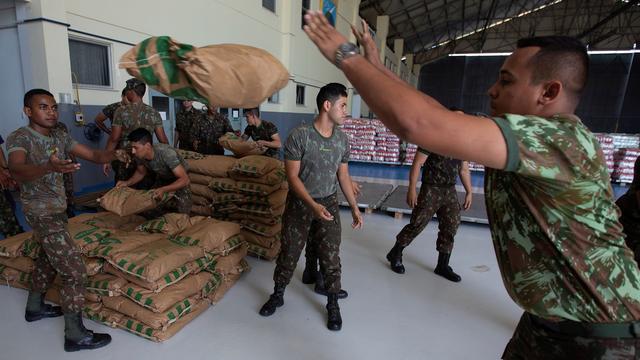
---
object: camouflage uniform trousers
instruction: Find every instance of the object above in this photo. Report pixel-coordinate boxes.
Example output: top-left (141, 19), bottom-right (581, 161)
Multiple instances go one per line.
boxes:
top-left (274, 192), bottom-right (342, 294)
top-left (502, 312), bottom-right (640, 359)
top-left (396, 185), bottom-right (461, 254)
top-left (25, 212), bottom-right (86, 313)
top-left (0, 190), bottom-right (23, 238)
top-left (63, 172), bottom-right (74, 208)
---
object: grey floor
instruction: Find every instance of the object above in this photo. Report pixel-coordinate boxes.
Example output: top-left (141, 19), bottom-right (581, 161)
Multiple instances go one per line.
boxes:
top-left (0, 209), bottom-right (522, 360)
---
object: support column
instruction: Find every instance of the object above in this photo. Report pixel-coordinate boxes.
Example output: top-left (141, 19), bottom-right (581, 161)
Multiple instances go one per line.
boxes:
top-left (375, 15), bottom-right (389, 65)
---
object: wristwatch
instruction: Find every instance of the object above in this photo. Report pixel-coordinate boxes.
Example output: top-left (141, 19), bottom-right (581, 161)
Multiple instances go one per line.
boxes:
top-left (334, 42), bottom-right (360, 69)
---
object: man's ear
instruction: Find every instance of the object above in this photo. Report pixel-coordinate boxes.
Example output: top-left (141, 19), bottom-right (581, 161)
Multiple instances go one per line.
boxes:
top-left (23, 106), bottom-right (32, 118)
top-left (323, 100), bottom-right (332, 113)
top-left (539, 80), bottom-right (562, 105)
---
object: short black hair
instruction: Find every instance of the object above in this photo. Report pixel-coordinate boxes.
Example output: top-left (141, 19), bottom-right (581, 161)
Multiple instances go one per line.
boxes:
top-left (127, 128), bottom-right (153, 145)
top-left (126, 78), bottom-right (146, 98)
top-left (316, 83), bottom-right (347, 112)
top-left (517, 36), bottom-right (589, 102)
top-left (243, 107), bottom-right (260, 117)
top-left (24, 89), bottom-right (54, 107)
top-left (449, 106), bottom-right (464, 112)
top-left (121, 88), bottom-right (128, 97)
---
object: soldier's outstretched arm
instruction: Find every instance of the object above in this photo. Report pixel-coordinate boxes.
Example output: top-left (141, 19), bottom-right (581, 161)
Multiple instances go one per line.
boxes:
top-left (117, 165), bottom-right (146, 188)
top-left (9, 149), bottom-right (79, 182)
top-left (303, 11), bottom-right (507, 169)
top-left (69, 143), bottom-right (118, 164)
top-left (94, 111), bottom-right (111, 134)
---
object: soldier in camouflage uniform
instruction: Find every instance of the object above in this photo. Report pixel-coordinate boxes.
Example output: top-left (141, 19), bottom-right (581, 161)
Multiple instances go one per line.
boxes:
top-left (242, 107), bottom-right (281, 158)
top-left (174, 100), bottom-right (201, 151)
top-left (616, 156), bottom-right (640, 264)
top-left (191, 106), bottom-right (234, 155)
top-left (304, 15), bottom-right (640, 357)
top-left (103, 78), bottom-right (169, 187)
top-left (117, 128), bottom-right (191, 216)
top-left (94, 88), bottom-right (129, 135)
top-left (51, 121), bottom-right (76, 218)
top-left (0, 134), bottom-right (24, 238)
top-left (7, 89), bottom-right (127, 351)
top-left (259, 83), bottom-right (362, 332)
top-left (387, 139), bottom-right (473, 282)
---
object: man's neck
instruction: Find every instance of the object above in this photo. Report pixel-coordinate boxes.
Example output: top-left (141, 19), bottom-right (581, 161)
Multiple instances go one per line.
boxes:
top-left (255, 118), bottom-right (262, 127)
top-left (146, 146), bottom-right (155, 161)
top-left (314, 114), bottom-right (334, 137)
top-left (28, 122), bottom-right (50, 137)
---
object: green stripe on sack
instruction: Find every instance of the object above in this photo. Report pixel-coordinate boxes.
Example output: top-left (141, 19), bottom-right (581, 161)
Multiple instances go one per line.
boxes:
top-left (136, 38), bottom-right (159, 86)
top-left (155, 36), bottom-right (180, 84)
top-left (144, 298), bottom-right (153, 307)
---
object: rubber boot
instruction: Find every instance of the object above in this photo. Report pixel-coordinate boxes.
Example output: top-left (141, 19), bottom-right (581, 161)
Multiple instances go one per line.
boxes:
top-left (24, 291), bottom-right (63, 322)
top-left (64, 312), bottom-right (112, 352)
top-left (434, 252), bottom-right (461, 282)
top-left (313, 272), bottom-right (348, 299)
top-left (259, 284), bottom-right (285, 317)
top-left (386, 243), bottom-right (406, 274)
top-left (301, 257), bottom-right (318, 284)
top-left (326, 294), bottom-right (342, 331)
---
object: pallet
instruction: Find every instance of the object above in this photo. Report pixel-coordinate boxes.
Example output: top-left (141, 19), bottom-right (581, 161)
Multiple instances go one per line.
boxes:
top-left (337, 182), bottom-right (395, 213)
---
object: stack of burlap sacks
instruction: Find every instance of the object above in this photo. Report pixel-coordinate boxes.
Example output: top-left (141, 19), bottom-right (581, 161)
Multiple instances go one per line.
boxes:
top-left (0, 209), bottom-right (248, 342)
top-left (182, 151), bottom-right (287, 261)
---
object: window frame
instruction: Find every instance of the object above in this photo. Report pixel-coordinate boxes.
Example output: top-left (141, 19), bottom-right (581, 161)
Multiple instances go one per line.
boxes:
top-left (262, 0), bottom-right (276, 13)
top-left (68, 35), bottom-right (114, 90)
top-left (296, 85), bottom-right (305, 106)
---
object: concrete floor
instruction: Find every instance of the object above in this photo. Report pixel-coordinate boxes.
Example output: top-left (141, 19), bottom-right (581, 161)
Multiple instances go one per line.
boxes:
top-left (0, 209), bottom-right (522, 360)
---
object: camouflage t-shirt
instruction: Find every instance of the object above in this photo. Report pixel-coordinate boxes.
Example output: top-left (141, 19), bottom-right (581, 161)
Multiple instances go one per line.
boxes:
top-left (102, 101), bottom-right (123, 120)
top-left (244, 120), bottom-right (279, 158)
top-left (136, 143), bottom-right (188, 183)
top-left (418, 148), bottom-right (461, 186)
top-left (192, 112), bottom-right (234, 155)
top-left (175, 107), bottom-right (201, 149)
top-left (6, 126), bottom-right (77, 216)
top-left (486, 113), bottom-right (640, 323)
top-left (112, 102), bottom-right (163, 148)
top-left (284, 122), bottom-right (349, 199)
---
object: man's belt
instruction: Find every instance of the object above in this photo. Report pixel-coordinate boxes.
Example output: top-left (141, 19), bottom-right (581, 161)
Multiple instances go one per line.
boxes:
top-left (530, 313), bottom-right (640, 339)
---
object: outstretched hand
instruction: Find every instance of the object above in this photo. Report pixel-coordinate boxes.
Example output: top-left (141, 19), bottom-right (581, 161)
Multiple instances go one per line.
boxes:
top-left (351, 19), bottom-right (380, 65)
top-left (303, 10), bottom-right (348, 65)
top-left (48, 152), bottom-right (80, 174)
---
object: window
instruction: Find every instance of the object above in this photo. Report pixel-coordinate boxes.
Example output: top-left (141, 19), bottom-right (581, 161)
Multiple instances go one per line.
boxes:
top-left (301, 0), bottom-right (310, 29)
top-left (262, 0), bottom-right (275, 13)
top-left (268, 91), bottom-right (280, 104)
top-left (296, 85), bottom-right (305, 105)
top-left (69, 38), bottom-right (111, 87)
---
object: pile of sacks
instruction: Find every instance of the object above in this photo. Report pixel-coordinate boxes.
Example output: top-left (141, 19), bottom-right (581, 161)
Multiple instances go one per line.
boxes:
top-left (0, 209), bottom-right (248, 342)
top-left (182, 151), bottom-right (287, 261)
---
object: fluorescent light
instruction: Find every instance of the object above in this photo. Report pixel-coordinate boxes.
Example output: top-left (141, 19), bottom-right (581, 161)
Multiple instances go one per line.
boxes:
top-left (449, 49), bottom-right (640, 57)
top-left (449, 52), bottom-right (511, 57)
top-left (587, 49), bottom-right (640, 54)
top-left (401, 56), bottom-right (407, 61)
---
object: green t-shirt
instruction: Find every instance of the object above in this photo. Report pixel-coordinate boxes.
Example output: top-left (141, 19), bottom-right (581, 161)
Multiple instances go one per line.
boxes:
top-left (136, 143), bottom-right (188, 183)
top-left (284, 122), bottom-right (349, 199)
top-left (486, 113), bottom-right (640, 323)
top-left (6, 126), bottom-right (77, 216)
top-left (112, 102), bottom-right (163, 148)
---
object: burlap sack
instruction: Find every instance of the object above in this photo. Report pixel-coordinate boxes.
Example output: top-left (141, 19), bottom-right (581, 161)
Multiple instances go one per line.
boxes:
top-left (119, 36), bottom-right (289, 108)
top-left (104, 294), bottom-right (202, 330)
top-left (207, 243), bottom-right (248, 276)
top-left (86, 273), bottom-right (128, 296)
top-left (0, 231), bottom-right (33, 258)
top-left (85, 292), bottom-right (102, 303)
top-left (212, 203), bottom-right (238, 214)
top-left (118, 299), bottom-right (209, 342)
top-left (211, 192), bottom-right (246, 205)
top-left (190, 205), bottom-right (213, 217)
top-left (241, 230), bottom-right (280, 249)
top-left (219, 133), bottom-right (265, 157)
top-left (230, 166), bottom-right (286, 185)
top-left (107, 238), bottom-right (208, 283)
top-left (136, 214), bottom-right (206, 236)
top-left (247, 241), bottom-right (281, 261)
top-left (190, 183), bottom-right (216, 199)
top-left (232, 155), bottom-right (282, 178)
top-left (98, 187), bottom-right (173, 217)
top-left (236, 181), bottom-right (280, 196)
top-left (208, 271), bottom-right (243, 304)
top-left (0, 264), bottom-right (31, 285)
top-left (188, 173), bottom-right (213, 186)
top-left (176, 149), bottom-right (205, 160)
top-left (191, 194), bottom-right (210, 206)
top-left (230, 212), bottom-right (281, 225)
top-left (84, 257), bottom-right (104, 276)
top-left (85, 307), bottom-right (123, 328)
top-left (208, 178), bottom-right (238, 192)
top-left (241, 220), bottom-right (282, 237)
top-left (85, 232), bottom-right (166, 259)
top-left (81, 212), bottom-right (147, 232)
top-left (0, 256), bottom-right (34, 273)
top-left (171, 218), bottom-right (240, 253)
top-left (120, 271), bottom-right (220, 313)
top-left (45, 286), bottom-right (102, 313)
top-left (68, 222), bottom-right (115, 254)
top-left (237, 203), bottom-right (285, 217)
top-left (186, 155), bottom-right (236, 177)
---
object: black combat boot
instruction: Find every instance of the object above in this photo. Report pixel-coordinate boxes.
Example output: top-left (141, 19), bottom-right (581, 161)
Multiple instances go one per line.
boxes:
top-left (313, 272), bottom-right (348, 299)
top-left (259, 284), bottom-right (286, 316)
top-left (301, 257), bottom-right (318, 284)
top-left (386, 243), bottom-right (406, 274)
top-left (63, 312), bottom-right (112, 352)
top-left (326, 294), bottom-right (342, 331)
top-left (434, 252), bottom-right (461, 282)
top-left (24, 291), bottom-right (63, 322)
